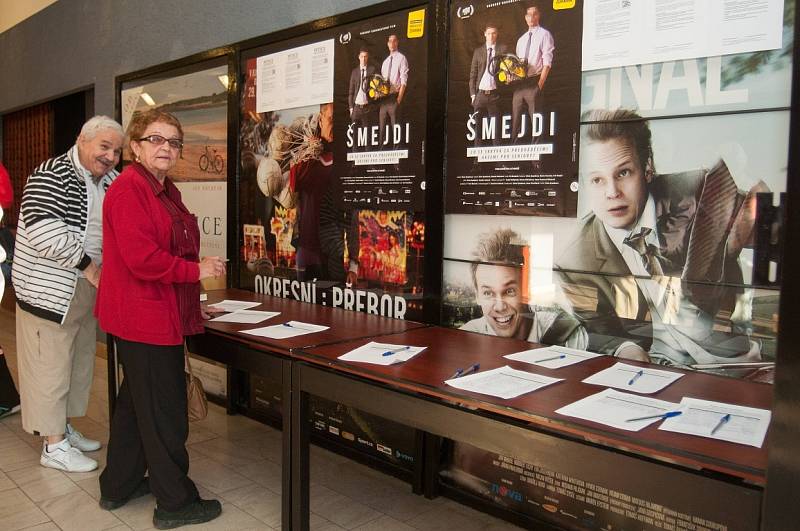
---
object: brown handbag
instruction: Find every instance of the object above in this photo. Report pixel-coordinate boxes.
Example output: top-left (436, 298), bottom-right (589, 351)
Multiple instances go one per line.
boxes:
top-left (185, 348), bottom-right (208, 422)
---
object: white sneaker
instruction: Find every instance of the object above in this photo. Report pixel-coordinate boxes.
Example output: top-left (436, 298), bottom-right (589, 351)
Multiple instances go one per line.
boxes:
top-left (40, 439), bottom-right (98, 472)
top-left (66, 423), bottom-right (101, 452)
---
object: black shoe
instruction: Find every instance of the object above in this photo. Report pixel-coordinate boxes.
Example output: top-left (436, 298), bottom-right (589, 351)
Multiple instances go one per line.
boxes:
top-left (99, 477), bottom-right (151, 510)
top-left (153, 498), bottom-right (222, 529)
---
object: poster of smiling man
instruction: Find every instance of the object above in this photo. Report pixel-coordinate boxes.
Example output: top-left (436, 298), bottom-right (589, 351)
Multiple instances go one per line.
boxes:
top-left (446, 0), bottom-right (582, 217)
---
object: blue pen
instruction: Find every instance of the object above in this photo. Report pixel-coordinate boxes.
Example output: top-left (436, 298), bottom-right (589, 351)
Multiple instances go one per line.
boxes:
top-left (626, 411), bottom-right (682, 422)
top-left (449, 368), bottom-right (464, 379)
top-left (460, 363), bottom-right (480, 377)
top-left (382, 346), bottom-right (411, 357)
top-left (628, 369), bottom-right (644, 386)
top-left (535, 354), bottom-right (566, 363)
top-left (710, 413), bottom-right (731, 435)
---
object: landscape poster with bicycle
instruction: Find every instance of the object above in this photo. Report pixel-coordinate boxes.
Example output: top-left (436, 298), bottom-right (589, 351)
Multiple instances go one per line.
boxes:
top-left (120, 63), bottom-right (229, 262)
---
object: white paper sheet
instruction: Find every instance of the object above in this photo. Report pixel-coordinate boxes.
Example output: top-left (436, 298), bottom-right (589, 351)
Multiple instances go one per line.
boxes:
top-left (445, 365), bottom-right (562, 400)
top-left (504, 345), bottom-right (602, 369)
top-left (207, 300), bottom-right (262, 312)
top-left (582, 0), bottom-right (784, 71)
top-left (556, 389), bottom-right (682, 431)
top-left (239, 321), bottom-right (329, 339)
top-left (209, 310), bottom-right (280, 324)
top-left (659, 397), bottom-right (771, 448)
top-left (256, 39), bottom-right (335, 113)
top-left (582, 362), bottom-right (683, 394)
top-left (338, 342), bottom-right (426, 366)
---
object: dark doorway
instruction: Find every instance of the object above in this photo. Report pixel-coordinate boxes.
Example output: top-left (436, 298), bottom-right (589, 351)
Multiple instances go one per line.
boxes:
top-left (1, 88), bottom-right (94, 227)
top-left (52, 90), bottom-right (94, 155)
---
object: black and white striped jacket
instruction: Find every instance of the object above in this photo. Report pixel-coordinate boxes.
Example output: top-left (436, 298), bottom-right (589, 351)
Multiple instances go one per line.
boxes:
top-left (12, 150), bottom-right (117, 323)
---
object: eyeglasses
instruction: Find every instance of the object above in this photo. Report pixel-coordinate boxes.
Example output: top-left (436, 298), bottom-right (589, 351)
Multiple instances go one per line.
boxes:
top-left (136, 135), bottom-right (184, 150)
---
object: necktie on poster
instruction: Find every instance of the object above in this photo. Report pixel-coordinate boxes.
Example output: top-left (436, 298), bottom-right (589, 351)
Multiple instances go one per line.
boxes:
top-left (524, 31), bottom-right (532, 64)
top-left (659, 397), bottom-right (771, 448)
top-left (555, 388), bottom-right (682, 432)
top-left (623, 227), bottom-right (666, 277)
top-left (582, 362), bottom-right (684, 394)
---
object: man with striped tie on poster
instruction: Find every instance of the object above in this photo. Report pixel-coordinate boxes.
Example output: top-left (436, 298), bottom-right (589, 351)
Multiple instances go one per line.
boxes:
top-left (379, 33), bottom-right (409, 146)
top-left (511, 3), bottom-right (554, 145)
top-left (469, 23), bottom-right (507, 146)
top-left (556, 109), bottom-right (765, 369)
top-left (349, 47), bottom-right (377, 133)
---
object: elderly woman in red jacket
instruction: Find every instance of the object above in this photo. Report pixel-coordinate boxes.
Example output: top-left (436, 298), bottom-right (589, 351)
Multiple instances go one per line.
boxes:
top-left (95, 109), bottom-right (225, 529)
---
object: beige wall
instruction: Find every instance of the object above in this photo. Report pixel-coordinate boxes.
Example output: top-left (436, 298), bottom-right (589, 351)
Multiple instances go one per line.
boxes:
top-left (0, 0), bottom-right (58, 35)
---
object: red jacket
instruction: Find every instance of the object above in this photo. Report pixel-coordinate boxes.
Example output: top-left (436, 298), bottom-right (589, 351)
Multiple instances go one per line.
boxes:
top-left (95, 163), bottom-right (200, 345)
top-left (0, 162), bottom-right (13, 210)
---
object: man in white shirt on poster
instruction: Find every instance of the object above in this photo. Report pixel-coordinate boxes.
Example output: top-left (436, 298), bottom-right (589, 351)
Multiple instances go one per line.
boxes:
top-left (379, 33), bottom-right (409, 146)
top-left (512, 3), bottom-right (554, 144)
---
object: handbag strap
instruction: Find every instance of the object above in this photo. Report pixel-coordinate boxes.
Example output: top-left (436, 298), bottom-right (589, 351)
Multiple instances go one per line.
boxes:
top-left (184, 345), bottom-right (195, 377)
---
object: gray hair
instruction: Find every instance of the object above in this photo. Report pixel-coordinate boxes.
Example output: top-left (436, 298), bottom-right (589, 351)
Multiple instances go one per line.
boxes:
top-left (78, 115), bottom-right (123, 141)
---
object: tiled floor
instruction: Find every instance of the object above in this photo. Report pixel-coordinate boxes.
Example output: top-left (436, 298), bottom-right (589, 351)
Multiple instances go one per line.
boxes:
top-left (0, 304), bottom-right (523, 530)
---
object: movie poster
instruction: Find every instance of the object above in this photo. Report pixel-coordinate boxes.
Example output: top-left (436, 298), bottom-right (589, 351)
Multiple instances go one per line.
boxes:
top-left (120, 64), bottom-right (229, 268)
top-left (445, 0), bottom-right (582, 216)
top-left (440, 2), bottom-right (794, 523)
top-left (332, 8), bottom-right (428, 210)
top-left (442, 109), bottom-right (789, 373)
top-left (239, 6), bottom-right (430, 321)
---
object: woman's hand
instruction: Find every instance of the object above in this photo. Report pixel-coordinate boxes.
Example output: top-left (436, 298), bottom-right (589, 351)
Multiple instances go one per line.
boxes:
top-left (200, 302), bottom-right (225, 320)
top-left (199, 256), bottom-right (226, 280)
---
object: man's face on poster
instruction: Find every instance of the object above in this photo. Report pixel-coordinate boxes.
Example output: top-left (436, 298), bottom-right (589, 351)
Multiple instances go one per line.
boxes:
top-left (358, 51), bottom-right (369, 67)
top-left (387, 34), bottom-right (399, 52)
top-left (584, 137), bottom-right (652, 231)
top-left (474, 264), bottom-right (524, 338)
top-left (525, 7), bottom-right (541, 28)
top-left (484, 26), bottom-right (498, 46)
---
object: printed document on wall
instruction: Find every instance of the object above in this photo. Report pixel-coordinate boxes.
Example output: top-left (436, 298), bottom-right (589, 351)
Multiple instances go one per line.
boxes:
top-left (256, 39), bottom-right (335, 112)
top-left (582, 0), bottom-right (785, 71)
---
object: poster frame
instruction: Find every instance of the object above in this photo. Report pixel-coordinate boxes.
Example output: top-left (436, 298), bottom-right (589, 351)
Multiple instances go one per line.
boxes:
top-left (236, 0), bottom-right (446, 324)
top-left (114, 46), bottom-right (238, 288)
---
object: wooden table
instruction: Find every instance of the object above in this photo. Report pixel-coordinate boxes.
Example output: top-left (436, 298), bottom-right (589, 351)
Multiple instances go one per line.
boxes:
top-left (106, 288), bottom-right (428, 531)
top-left (292, 326), bottom-right (772, 531)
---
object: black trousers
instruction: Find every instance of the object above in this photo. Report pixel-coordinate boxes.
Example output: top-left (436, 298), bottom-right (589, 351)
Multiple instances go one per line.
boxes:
top-left (472, 91), bottom-right (501, 146)
top-left (99, 338), bottom-right (198, 511)
top-left (0, 353), bottom-right (20, 409)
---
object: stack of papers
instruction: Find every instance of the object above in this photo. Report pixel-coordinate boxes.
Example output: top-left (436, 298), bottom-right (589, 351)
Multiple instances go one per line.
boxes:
top-left (505, 345), bottom-right (602, 369)
top-left (555, 389), bottom-right (681, 431)
top-left (210, 310), bottom-right (280, 324)
top-left (337, 342), bottom-right (426, 366)
top-left (582, 362), bottom-right (683, 394)
top-left (240, 321), bottom-right (329, 339)
top-left (208, 299), bottom-right (262, 312)
top-left (445, 365), bottom-right (562, 400)
top-left (660, 397), bottom-right (771, 448)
